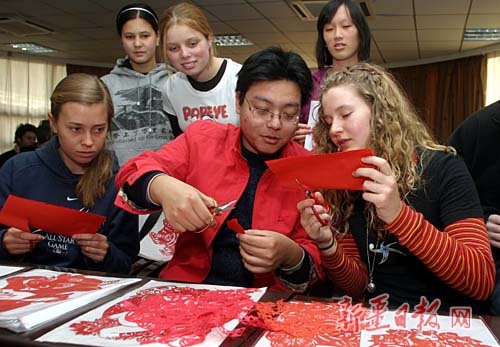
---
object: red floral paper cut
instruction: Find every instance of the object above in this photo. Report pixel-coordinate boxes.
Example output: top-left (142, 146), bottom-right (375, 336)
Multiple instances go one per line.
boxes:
top-left (369, 328), bottom-right (494, 347)
top-left (70, 285), bottom-right (260, 346)
top-left (240, 300), bottom-right (367, 347)
top-left (148, 226), bottom-right (177, 257)
top-left (0, 273), bottom-right (109, 312)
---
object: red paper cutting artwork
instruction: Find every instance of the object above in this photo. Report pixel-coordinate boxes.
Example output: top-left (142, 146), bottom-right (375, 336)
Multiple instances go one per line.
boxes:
top-left (368, 329), bottom-right (494, 347)
top-left (149, 227), bottom-right (178, 257)
top-left (0, 273), bottom-right (109, 312)
top-left (70, 285), bottom-right (261, 346)
top-left (239, 300), bottom-right (368, 347)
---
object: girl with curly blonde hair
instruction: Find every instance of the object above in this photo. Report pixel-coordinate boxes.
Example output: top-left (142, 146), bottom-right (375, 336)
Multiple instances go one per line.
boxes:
top-left (298, 62), bottom-right (494, 312)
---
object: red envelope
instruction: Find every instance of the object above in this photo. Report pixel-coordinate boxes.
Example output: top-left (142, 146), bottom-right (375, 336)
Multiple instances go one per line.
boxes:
top-left (0, 195), bottom-right (106, 236)
top-left (266, 148), bottom-right (374, 190)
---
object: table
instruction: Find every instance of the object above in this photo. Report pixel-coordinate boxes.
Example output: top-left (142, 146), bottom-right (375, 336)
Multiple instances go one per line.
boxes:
top-left (0, 264), bottom-right (499, 346)
top-left (0, 263), bottom-right (291, 347)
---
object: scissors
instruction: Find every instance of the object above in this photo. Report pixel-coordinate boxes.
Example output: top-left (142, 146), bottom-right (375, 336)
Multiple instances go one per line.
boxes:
top-left (211, 200), bottom-right (237, 216)
top-left (296, 179), bottom-right (330, 227)
top-left (197, 199), bottom-right (237, 233)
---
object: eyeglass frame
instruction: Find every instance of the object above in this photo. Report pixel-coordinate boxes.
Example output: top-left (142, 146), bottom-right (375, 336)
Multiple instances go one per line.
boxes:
top-left (244, 97), bottom-right (300, 125)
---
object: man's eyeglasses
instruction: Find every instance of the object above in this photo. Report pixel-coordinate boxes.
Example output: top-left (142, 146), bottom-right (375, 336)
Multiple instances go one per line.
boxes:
top-left (245, 98), bottom-right (299, 125)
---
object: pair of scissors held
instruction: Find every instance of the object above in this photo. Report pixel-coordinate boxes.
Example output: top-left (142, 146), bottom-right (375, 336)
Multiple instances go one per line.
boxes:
top-left (162, 199), bottom-right (237, 234)
top-left (296, 179), bottom-right (330, 227)
top-left (198, 199), bottom-right (237, 233)
top-left (210, 200), bottom-right (237, 216)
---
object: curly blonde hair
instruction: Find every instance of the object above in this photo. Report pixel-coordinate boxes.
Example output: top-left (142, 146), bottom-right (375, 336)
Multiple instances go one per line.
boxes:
top-left (313, 63), bottom-right (454, 237)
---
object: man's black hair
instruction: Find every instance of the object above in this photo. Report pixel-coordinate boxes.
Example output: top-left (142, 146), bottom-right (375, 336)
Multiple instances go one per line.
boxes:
top-left (236, 46), bottom-right (313, 108)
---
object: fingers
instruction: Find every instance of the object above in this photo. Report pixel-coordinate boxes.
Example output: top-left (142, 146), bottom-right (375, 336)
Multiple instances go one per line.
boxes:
top-left (353, 156), bottom-right (402, 225)
top-left (488, 214), bottom-right (500, 225)
top-left (297, 198), bottom-right (330, 241)
top-left (3, 228), bottom-right (44, 255)
top-left (292, 123), bottom-right (312, 145)
top-left (237, 231), bottom-right (282, 273)
top-left (163, 189), bottom-right (216, 232)
top-left (73, 233), bottom-right (109, 262)
top-left (487, 215), bottom-right (500, 249)
top-left (292, 134), bottom-right (306, 145)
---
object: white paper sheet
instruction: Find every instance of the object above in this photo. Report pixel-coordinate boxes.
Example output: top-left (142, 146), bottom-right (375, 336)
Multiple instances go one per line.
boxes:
top-left (0, 265), bottom-right (24, 277)
top-left (0, 269), bottom-right (140, 332)
top-left (38, 280), bottom-right (267, 347)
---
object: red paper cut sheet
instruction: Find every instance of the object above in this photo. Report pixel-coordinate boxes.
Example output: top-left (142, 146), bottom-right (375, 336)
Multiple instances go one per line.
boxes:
top-left (227, 218), bottom-right (245, 234)
top-left (0, 195), bottom-right (106, 236)
top-left (242, 300), bottom-right (365, 347)
top-left (37, 280), bottom-right (267, 347)
top-left (0, 269), bottom-right (140, 332)
top-left (247, 301), bottom-right (499, 347)
top-left (266, 148), bottom-right (374, 191)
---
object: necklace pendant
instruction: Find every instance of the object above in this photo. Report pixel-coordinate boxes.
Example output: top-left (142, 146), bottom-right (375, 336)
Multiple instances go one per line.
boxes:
top-left (367, 281), bottom-right (376, 293)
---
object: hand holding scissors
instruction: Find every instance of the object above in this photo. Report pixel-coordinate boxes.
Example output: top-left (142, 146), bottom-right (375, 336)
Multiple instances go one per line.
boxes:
top-left (296, 179), bottom-right (330, 226)
top-left (163, 198), bottom-right (237, 234)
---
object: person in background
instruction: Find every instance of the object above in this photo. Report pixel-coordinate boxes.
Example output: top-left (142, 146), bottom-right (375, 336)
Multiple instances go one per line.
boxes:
top-left (0, 73), bottom-right (139, 274)
top-left (36, 119), bottom-right (52, 147)
top-left (159, 2), bottom-right (241, 131)
top-left (0, 123), bottom-right (38, 168)
top-left (448, 101), bottom-right (500, 315)
top-left (295, 0), bottom-right (371, 147)
top-left (115, 47), bottom-right (323, 291)
top-left (101, 2), bottom-right (181, 166)
top-left (298, 63), bottom-right (494, 312)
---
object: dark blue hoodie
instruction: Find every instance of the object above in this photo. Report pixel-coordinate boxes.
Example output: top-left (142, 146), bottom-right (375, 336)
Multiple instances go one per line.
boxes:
top-left (0, 136), bottom-right (139, 274)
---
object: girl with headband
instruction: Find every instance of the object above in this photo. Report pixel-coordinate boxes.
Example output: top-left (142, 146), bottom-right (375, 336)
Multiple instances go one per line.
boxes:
top-left (102, 2), bottom-right (181, 166)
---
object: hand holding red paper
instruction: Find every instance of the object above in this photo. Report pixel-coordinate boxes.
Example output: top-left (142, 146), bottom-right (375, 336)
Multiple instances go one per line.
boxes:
top-left (353, 155), bottom-right (403, 225)
top-left (0, 195), bottom-right (105, 236)
top-left (73, 233), bottom-right (110, 263)
top-left (2, 228), bottom-right (44, 255)
top-left (238, 229), bottom-right (303, 274)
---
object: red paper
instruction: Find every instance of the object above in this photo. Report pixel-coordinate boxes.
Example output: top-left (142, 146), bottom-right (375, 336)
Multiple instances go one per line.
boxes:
top-left (227, 218), bottom-right (245, 234)
top-left (266, 148), bottom-right (374, 190)
top-left (0, 195), bottom-right (105, 236)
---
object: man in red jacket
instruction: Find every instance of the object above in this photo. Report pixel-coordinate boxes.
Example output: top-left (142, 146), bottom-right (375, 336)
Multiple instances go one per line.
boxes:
top-left (115, 47), bottom-right (323, 291)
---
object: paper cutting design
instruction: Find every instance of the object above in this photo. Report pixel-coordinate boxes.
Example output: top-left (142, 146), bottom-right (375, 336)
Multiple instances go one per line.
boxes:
top-left (369, 329), bottom-right (492, 347)
top-left (38, 281), bottom-right (267, 347)
top-left (0, 269), bottom-right (140, 332)
top-left (242, 300), bottom-right (366, 347)
top-left (138, 212), bottom-right (177, 262)
top-left (249, 300), bottom-right (500, 347)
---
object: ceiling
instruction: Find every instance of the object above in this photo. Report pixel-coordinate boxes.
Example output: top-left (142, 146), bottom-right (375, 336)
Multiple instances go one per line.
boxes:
top-left (1, 0), bottom-right (500, 69)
